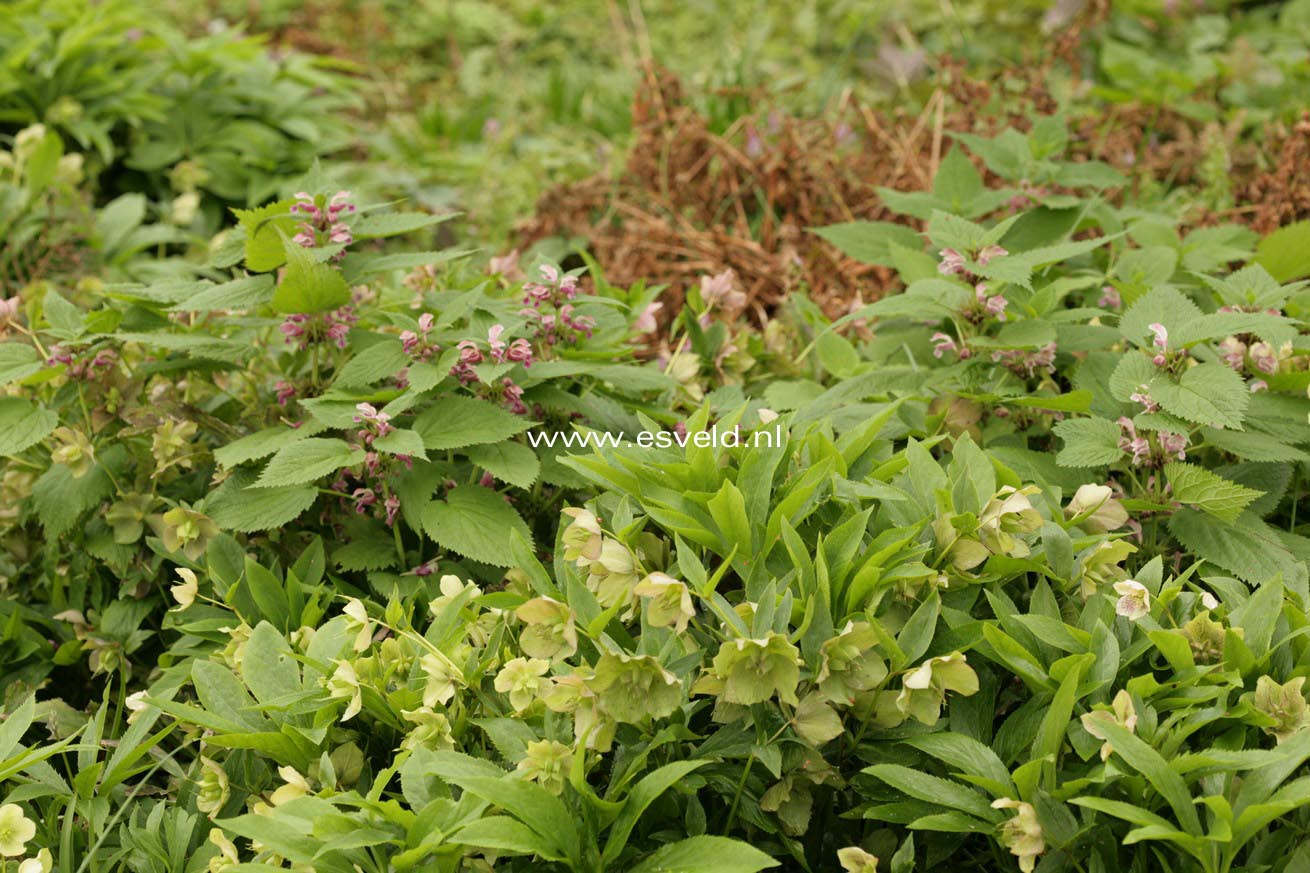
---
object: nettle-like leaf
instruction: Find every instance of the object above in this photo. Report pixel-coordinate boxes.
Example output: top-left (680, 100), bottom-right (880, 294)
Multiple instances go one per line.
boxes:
top-left (0, 397), bottom-right (58, 455)
top-left (233, 198), bottom-right (300, 272)
top-left (421, 484), bottom-right (533, 566)
top-left (875, 147), bottom-right (1012, 220)
top-left (1164, 463), bottom-right (1262, 522)
top-left (0, 343), bottom-right (43, 386)
top-left (271, 236), bottom-right (351, 314)
top-left (256, 438), bottom-right (365, 488)
top-left (811, 221), bottom-right (924, 267)
top-left (1151, 363), bottom-right (1248, 430)
top-left (1053, 417), bottom-right (1123, 468)
top-left (206, 469), bottom-right (319, 533)
top-left (413, 395), bottom-right (534, 450)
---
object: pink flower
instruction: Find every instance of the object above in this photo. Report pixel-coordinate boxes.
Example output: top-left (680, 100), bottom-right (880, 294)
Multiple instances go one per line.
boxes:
top-left (353, 403), bottom-right (394, 444)
top-left (0, 296), bottom-right (20, 334)
top-left (930, 332), bottom-right (957, 358)
top-left (352, 488), bottom-right (377, 513)
top-left (1129, 385), bottom-right (1159, 413)
top-left (634, 301), bottom-right (663, 333)
top-left (1147, 323), bottom-right (1169, 365)
top-left (1117, 417), bottom-right (1150, 466)
top-left (976, 245), bottom-right (1008, 266)
top-left (1250, 379), bottom-right (1268, 393)
top-left (700, 269), bottom-right (745, 310)
top-left (1249, 341), bottom-right (1278, 374)
top-left (501, 378), bottom-right (526, 414)
top-left (489, 249), bottom-right (525, 280)
top-left (1159, 431), bottom-right (1187, 461)
top-left (275, 381), bottom-right (296, 406)
top-left (1098, 285), bottom-right (1121, 309)
top-left (976, 284), bottom-right (1008, 321)
top-left (1218, 336), bottom-right (1246, 370)
top-left (384, 494), bottom-right (402, 527)
top-left (938, 248), bottom-right (966, 276)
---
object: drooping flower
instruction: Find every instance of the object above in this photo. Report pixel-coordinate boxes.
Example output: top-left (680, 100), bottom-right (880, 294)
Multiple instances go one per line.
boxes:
top-left (977, 244), bottom-right (1008, 265)
top-left (1147, 322), bottom-right (1169, 366)
top-left (399, 707), bottom-right (456, 752)
top-left (516, 596), bottom-right (578, 660)
top-left (816, 621), bottom-right (888, 704)
top-left (342, 598), bottom-right (373, 652)
top-left (937, 248), bottom-right (966, 275)
top-left (170, 567), bottom-right (198, 610)
top-left (1064, 484), bottom-right (1128, 533)
top-left (326, 659), bottom-right (363, 720)
top-left (1158, 430), bottom-right (1187, 461)
top-left (1249, 341), bottom-right (1279, 374)
top-left (837, 847), bottom-right (880, 873)
top-left (1117, 418), bottom-right (1151, 466)
top-left (634, 301), bottom-right (664, 333)
top-left (0, 803), bottom-right (36, 857)
top-left (589, 652), bottom-right (682, 723)
top-left (710, 633), bottom-right (803, 706)
top-left (1252, 676), bottom-right (1310, 743)
top-left (1129, 385), bottom-right (1159, 413)
top-left (17, 847), bottom-right (52, 873)
top-left (207, 828), bottom-right (239, 873)
top-left (195, 757), bottom-right (230, 816)
top-left (1182, 611), bottom-right (1227, 663)
top-left (561, 508), bottom-right (603, 566)
top-left (632, 572), bottom-right (695, 634)
top-left (1081, 689), bottom-right (1138, 761)
top-left (1098, 285), bottom-right (1121, 308)
top-left (977, 486), bottom-right (1043, 559)
top-left (1113, 579), bottom-right (1151, 621)
top-left (494, 657), bottom-right (551, 712)
top-left (992, 798), bottom-right (1046, 873)
top-left (517, 739), bottom-right (573, 795)
top-left (896, 652), bottom-right (979, 725)
top-left (1073, 539), bottom-right (1136, 599)
top-left (1218, 336), bottom-right (1247, 370)
top-left (269, 766), bottom-right (313, 806)
top-left (419, 650), bottom-right (463, 707)
top-left (585, 539), bottom-right (642, 614)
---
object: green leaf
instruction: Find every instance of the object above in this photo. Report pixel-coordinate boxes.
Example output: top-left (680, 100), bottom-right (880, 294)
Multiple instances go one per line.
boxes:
top-left (334, 339), bottom-right (408, 388)
top-left (466, 441), bottom-right (540, 489)
top-left (333, 537), bottom-right (399, 572)
top-left (1168, 509), bottom-right (1298, 583)
top-left (1255, 220), bottom-right (1310, 282)
top-left (451, 817), bottom-right (558, 858)
top-left (421, 484), bottom-right (532, 566)
top-left (272, 236), bottom-right (351, 314)
top-left (170, 275), bottom-right (275, 312)
top-left (603, 761), bottom-right (708, 863)
top-left (256, 439), bottom-right (365, 488)
top-left (42, 291), bottom-right (84, 337)
top-left (1052, 417), bottom-right (1122, 467)
top-left (351, 212), bottom-right (453, 239)
top-left (0, 343), bottom-right (42, 386)
top-left (438, 774), bottom-right (579, 864)
top-left (32, 461), bottom-right (114, 537)
top-left (207, 473), bottom-right (319, 533)
top-left (0, 398), bottom-right (58, 455)
top-left (903, 734), bottom-right (1014, 796)
top-left (214, 422), bottom-right (328, 469)
top-left (1164, 463), bottom-right (1262, 522)
top-left (1092, 721), bottom-right (1202, 835)
top-left (372, 428), bottom-right (427, 459)
top-left (413, 396), bottom-right (533, 450)
top-left (863, 764), bottom-right (1001, 822)
top-left (1201, 427), bottom-right (1309, 462)
top-left (628, 836), bottom-right (780, 873)
top-left (812, 221), bottom-right (924, 266)
top-left (234, 199), bottom-right (300, 272)
top-left (1152, 363), bottom-right (1248, 430)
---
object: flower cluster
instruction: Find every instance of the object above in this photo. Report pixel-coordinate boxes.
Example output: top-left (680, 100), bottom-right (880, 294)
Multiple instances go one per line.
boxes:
top-left (291, 190), bottom-right (355, 256)
top-left (399, 313), bottom-right (439, 361)
top-left (280, 305), bottom-right (358, 350)
top-left (46, 345), bottom-right (117, 381)
top-left (520, 265), bottom-right (596, 347)
top-left (1117, 418), bottom-right (1186, 466)
top-left (991, 341), bottom-right (1056, 378)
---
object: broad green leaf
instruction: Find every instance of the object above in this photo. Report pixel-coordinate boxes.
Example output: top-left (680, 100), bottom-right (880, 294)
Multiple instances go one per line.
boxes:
top-left (256, 438), bottom-right (365, 488)
top-left (272, 236), bottom-right (351, 314)
top-left (0, 398), bottom-right (58, 455)
top-left (863, 764), bottom-right (1001, 822)
top-left (413, 396), bottom-right (534, 450)
top-left (466, 441), bottom-right (540, 489)
top-left (1164, 463), bottom-right (1262, 522)
top-left (0, 343), bottom-right (42, 386)
top-left (628, 836), bottom-right (780, 873)
top-left (421, 484), bottom-right (532, 566)
top-left (812, 221), bottom-right (924, 266)
top-left (1052, 416), bottom-right (1122, 468)
top-left (603, 760), bottom-right (707, 863)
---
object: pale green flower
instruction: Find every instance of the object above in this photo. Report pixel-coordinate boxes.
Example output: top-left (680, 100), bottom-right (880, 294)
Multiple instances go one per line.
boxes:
top-left (152, 418), bottom-right (199, 472)
top-left (342, 598), bottom-right (373, 652)
top-left (1073, 539), bottom-right (1135, 599)
top-left (269, 766), bottom-right (312, 806)
top-left (326, 659), bottom-right (363, 720)
top-left (400, 707), bottom-right (456, 752)
top-left (817, 621), bottom-right (887, 704)
top-left (428, 574), bottom-right (481, 616)
top-left (931, 515), bottom-right (990, 572)
top-left (561, 507), bottom-right (603, 567)
top-left (589, 652), bottom-right (681, 723)
top-left (993, 798), bottom-right (1045, 873)
top-left (977, 485), bottom-right (1043, 558)
top-left (195, 757), bottom-right (230, 816)
top-left (1253, 676), bottom-right (1310, 743)
top-left (0, 803), bottom-right (36, 857)
top-left (896, 652), bottom-right (979, 726)
top-left (633, 572), bottom-right (695, 633)
top-left (793, 692), bottom-right (844, 745)
top-left (587, 539), bottom-right (641, 613)
top-left (1182, 611), bottom-right (1227, 663)
top-left (1113, 579), bottom-right (1150, 621)
top-left (495, 657), bottom-right (550, 712)
top-left (207, 828), bottom-right (239, 873)
top-left (711, 633), bottom-right (802, 706)
top-left (543, 670), bottom-right (616, 752)
top-left (1065, 484), bottom-right (1128, 532)
top-left (516, 596), bottom-right (577, 660)
top-left (50, 426), bottom-right (95, 478)
top-left (516, 739), bottom-right (573, 795)
top-left (17, 847), bottom-right (53, 873)
top-left (419, 650), bottom-right (463, 707)
top-left (1081, 689), bottom-right (1138, 761)
top-left (170, 567), bottom-right (198, 611)
top-left (837, 846), bottom-right (880, 873)
top-left (154, 506), bottom-right (219, 561)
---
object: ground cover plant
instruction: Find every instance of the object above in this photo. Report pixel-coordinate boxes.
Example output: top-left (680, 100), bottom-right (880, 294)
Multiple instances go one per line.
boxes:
top-left (3, 1), bottom-right (1310, 871)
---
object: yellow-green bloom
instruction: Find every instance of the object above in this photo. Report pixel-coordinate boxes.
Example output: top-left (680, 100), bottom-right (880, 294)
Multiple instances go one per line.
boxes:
top-left (400, 707), bottom-right (456, 752)
top-left (978, 485), bottom-right (1043, 558)
top-left (896, 652), bottom-right (979, 726)
top-left (170, 567), bottom-right (198, 611)
top-left (1073, 539), bottom-right (1135, 599)
top-left (1253, 676), bottom-right (1310, 743)
top-left (495, 657), bottom-right (551, 712)
top-left (0, 803), bottom-right (36, 857)
top-left (1065, 484), bottom-right (1127, 533)
top-left (1182, 612), bottom-right (1227, 663)
top-left (342, 598), bottom-right (373, 652)
top-left (1081, 689), bottom-right (1138, 761)
top-left (992, 798), bottom-right (1045, 873)
top-left (326, 659), bottom-right (363, 720)
top-left (50, 427), bottom-right (95, 478)
top-left (931, 515), bottom-right (990, 572)
top-left (428, 574), bottom-right (481, 615)
top-left (816, 621), bottom-right (887, 704)
top-left (561, 507), bottom-right (603, 567)
top-left (516, 596), bottom-right (577, 660)
top-left (837, 847), bottom-right (880, 873)
top-left (17, 847), bottom-right (53, 873)
top-left (195, 757), bottom-right (230, 816)
top-left (589, 652), bottom-right (682, 723)
top-left (269, 766), bottom-right (312, 806)
top-left (207, 828), bottom-right (239, 873)
top-left (516, 739), bottom-right (573, 795)
top-left (105, 493), bottom-right (154, 544)
top-left (152, 418), bottom-right (199, 472)
top-left (633, 572), bottom-right (695, 633)
top-left (711, 633), bottom-right (802, 706)
top-left (420, 650), bottom-right (463, 707)
top-left (153, 506), bottom-right (219, 561)
top-left (587, 539), bottom-right (641, 613)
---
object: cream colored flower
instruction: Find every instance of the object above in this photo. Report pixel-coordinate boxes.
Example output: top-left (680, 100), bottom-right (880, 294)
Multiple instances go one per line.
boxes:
top-left (0, 803), bottom-right (36, 857)
top-left (170, 567), bottom-right (198, 610)
top-left (326, 660), bottom-right (363, 720)
top-left (837, 846), bottom-right (880, 873)
top-left (195, 757), bottom-right (230, 816)
top-left (207, 828), bottom-right (239, 873)
top-left (428, 574), bottom-right (481, 615)
top-left (1113, 580), bottom-right (1150, 621)
top-left (992, 797), bottom-right (1045, 873)
top-left (342, 598), bottom-right (373, 652)
top-left (1065, 483), bottom-right (1128, 532)
top-left (1081, 689), bottom-right (1138, 761)
top-left (419, 650), bottom-right (463, 707)
top-left (632, 572), bottom-right (695, 633)
top-left (18, 847), bottom-right (53, 873)
top-left (494, 657), bottom-right (550, 712)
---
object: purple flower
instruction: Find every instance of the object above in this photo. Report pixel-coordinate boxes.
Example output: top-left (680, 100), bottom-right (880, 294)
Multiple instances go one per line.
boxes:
top-left (1117, 418), bottom-right (1151, 466)
top-left (1098, 285), bottom-right (1121, 309)
top-left (977, 245), bottom-right (1008, 266)
top-left (1249, 341), bottom-right (1278, 374)
top-left (938, 248), bottom-right (966, 276)
top-left (1147, 323), bottom-right (1169, 366)
top-left (384, 494), bottom-right (402, 527)
top-left (275, 380), bottom-right (296, 406)
top-left (1129, 385), bottom-right (1159, 413)
top-left (1159, 431), bottom-right (1187, 461)
top-left (1250, 379), bottom-right (1268, 393)
top-left (1218, 336), bottom-right (1246, 370)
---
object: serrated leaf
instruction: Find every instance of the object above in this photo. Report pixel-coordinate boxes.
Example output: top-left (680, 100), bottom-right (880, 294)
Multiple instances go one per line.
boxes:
top-left (1053, 417), bottom-right (1123, 467)
top-left (812, 221), bottom-right (924, 266)
top-left (272, 236), bottom-right (351, 314)
top-left (1255, 220), bottom-right (1310, 282)
top-left (372, 428), bottom-right (426, 459)
top-left (351, 212), bottom-right (453, 239)
top-left (170, 275), bottom-right (275, 312)
top-left (1152, 363), bottom-right (1248, 429)
top-left (1165, 463), bottom-right (1262, 522)
top-left (0, 398), bottom-right (58, 455)
top-left (412, 396), bottom-right (534, 450)
top-left (234, 199), bottom-right (300, 272)
top-left (214, 421), bottom-right (328, 469)
top-left (334, 339), bottom-right (408, 388)
top-left (466, 441), bottom-right (540, 489)
top-left (256, 438), bottom-right (364, 487)
top-left (42, 291), bottom-right (84, 337)
top-left (1108, 353), bottom-right (1158, 403)
top-left (333, 538), bottom-right (399, 572)
top-left (1168, 510), bottom-right (1298, 583)
top-left (207, 472), bottom-right (319, 533)
top-left (0, 344), bottom-right (42, 386)
top-left (33, 461), bottom-right (114, 537)
top-left (421, 484), bottom-right (532, 566)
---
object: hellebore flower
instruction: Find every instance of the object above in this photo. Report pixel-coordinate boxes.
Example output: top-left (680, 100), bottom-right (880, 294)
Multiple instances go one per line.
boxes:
top-left (1113, 580), bottom-right (1151, 621)
top-left (0, 804), bottom-right (36, 857)
top-left (1081, 689), bottom-right (1138, 761)
top-left (516, 739), bottom-right (573, 795)
top-left (589, 652), bottom-right (682, 723)
top-left (1064, 484), bottom-right (1128, 533)
top-left (632, 572), bottom-right (695, 634)
top-left (710, 633), bottom-right (803, 706)
top-left (494, 657), bottom-right (550, 712)
top-left (1252, 676), bottom-right (1310, 743)
top-left (992, 798), bottom-right (1046, 873)
top-left (516, 596), bottom-right (578, 660)
top-left (896, 652), bottom-right (979, 725)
